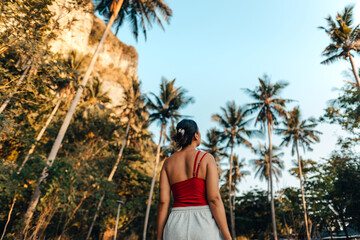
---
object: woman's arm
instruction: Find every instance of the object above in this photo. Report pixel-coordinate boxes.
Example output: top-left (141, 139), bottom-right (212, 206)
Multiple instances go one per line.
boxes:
top-left (206, 155), bottom-right (232, 240)
top-left (156, 161), bottom-right (171, 240)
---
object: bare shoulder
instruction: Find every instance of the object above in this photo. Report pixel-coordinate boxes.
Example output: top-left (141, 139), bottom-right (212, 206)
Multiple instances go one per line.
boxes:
top-left (162, 152), bottom-right (179, 169)
top-left (201, 152), bottom-right (216, 164)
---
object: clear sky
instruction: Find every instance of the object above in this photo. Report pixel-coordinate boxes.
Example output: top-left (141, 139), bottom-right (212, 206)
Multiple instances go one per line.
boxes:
top-left (113, 0), bottom-right (359, 194)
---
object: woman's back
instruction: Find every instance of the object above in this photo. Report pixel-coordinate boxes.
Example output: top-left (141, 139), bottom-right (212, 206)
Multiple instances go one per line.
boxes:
top-left (166, 150), bottom-right (208, 208)
top-left (165, 149), bottom-right (207, 185)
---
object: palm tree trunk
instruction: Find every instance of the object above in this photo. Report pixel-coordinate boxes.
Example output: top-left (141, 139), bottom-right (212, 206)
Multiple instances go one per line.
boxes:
top-left (0, 196), bottom-right (16, 240)
top-left (85, 118), bottom-right (131, 239)
top-left (21, 1), bottom-right (124, 235)
top-left (228, 146), bottom-right (236, 239)
top-left (143, 123), bottom-right (165, 240)
top-left (295, 141), bottom-right (311, 240)
top-left (267, 121), bottom-right (278, 240)
top-left (0, 61), bottom-right (31, 114)
top-left (18, 96), bottom-right (63, 174)
top-left (348, 54), bottom-right (360, 93)
top-left (108, 119), bottom-right (131, 181)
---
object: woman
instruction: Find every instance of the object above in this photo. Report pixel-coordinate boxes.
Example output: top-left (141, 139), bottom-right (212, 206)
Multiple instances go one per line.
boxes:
top-left (156, 119), bottom-right (232, 240)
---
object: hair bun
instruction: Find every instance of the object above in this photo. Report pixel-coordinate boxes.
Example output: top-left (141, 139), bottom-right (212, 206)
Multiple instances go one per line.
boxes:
top-left (172, 119), bottom-right (198, 150)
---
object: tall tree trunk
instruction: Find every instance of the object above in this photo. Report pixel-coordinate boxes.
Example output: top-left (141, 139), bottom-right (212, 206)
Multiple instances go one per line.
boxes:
top-left (143, 123), bottom-right (165, 240)
top-left (0, 196), bottom-right (16, 240)
top-left (0, 61), bottom-right (31, 114)
top-left (18, 96), bottom-right (63, 174)
top-left (295, 141), bottom-right (311, 240)
top-left (267, 121), bottom-right (278, 240)
top-left (228, 146), bottom-right (236, 239)
top-left (86, 119), bottom-right (131, 240)
top-left (348, 54), bottom-right (360, 93)
top-left (20, 1), bottom-right (124, 235)
top-left (267, 178), bottom-right (270, 201)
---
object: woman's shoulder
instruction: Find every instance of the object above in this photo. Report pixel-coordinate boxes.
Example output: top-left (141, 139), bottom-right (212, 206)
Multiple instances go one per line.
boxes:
top-left (198, 151), bottom-right (215, 163)
top-left (163, 151), bottom-right (180, 167)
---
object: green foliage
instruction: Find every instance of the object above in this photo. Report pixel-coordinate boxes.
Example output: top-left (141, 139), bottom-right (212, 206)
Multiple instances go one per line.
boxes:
top-left (319, 5), bottom-right (360, 65)
top-left (234, 189), bottom-right (272, 239)
top-left (94, 0), bottom-right (172, 40)
top-left (322, 82), bottom-right (360, 133)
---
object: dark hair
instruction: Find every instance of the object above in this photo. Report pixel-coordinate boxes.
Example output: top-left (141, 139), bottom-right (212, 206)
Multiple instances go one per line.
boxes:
top-left (172, 119), bottom-right (199, 150)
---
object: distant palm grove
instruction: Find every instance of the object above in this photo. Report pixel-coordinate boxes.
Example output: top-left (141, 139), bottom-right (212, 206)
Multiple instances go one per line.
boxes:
top-left (1, 0), bottom-right (360, 240)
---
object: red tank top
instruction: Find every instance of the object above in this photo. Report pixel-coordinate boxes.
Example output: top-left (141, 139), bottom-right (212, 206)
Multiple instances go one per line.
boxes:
top-left (171, 151), bottom-right (208, 208)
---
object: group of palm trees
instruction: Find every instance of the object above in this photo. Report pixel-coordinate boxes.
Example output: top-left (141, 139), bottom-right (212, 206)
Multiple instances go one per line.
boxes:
top-left (3, 0), bottom-right (360, 238)
top-left (204, 75), bottom-right (321, 240)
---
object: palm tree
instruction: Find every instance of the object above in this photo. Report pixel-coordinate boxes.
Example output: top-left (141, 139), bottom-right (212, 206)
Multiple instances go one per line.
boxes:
top-left (21, 0), bottom-right (172, 235)
top-left (222, 155), bottom-right (250, 226)
top-left (276, 107), bottom-right (322, 240)
top-left (212, 101), bottom-right (255, 239)
top-left (143, 78), bottom-right (193, 240)
top-left (244, 75), bottom-right (291, 240)
top-left (202, 128), bottom-right (227, 174)
top-left (320, 5), bottom-right (360, 92)
top-left (289, 158), bottom-right (317, 181)
top-left (223, 155), bottom-right (250, 194)
top-left (250, 144), bottom-right (284, 199)
top-left (86, 78), bottom-right (147, 239)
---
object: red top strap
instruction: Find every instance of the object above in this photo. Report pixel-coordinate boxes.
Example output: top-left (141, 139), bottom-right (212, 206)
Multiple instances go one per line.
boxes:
top-left (195, 152), bottom-right (207, 177)
top-left (193, 151), bottom-right (201, 177)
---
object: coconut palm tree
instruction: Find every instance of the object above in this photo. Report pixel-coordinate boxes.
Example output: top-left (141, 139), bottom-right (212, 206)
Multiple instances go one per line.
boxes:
top-left (222, 155), bottom-right (250, 227)
top-left (202, 128), bottom-right (227, 175)
top-left (212, 101), bottom-right (255, 239)
top-left (244, 75), bottom-right (291, 240)
top-left (21, 0), bottom-right (172, 235)
top-left (86, 78), bottom-right (147, 239)
top-left (276, 107), bottom-right (322, 240)
top-left (250, 144), bottom-right (284, 199)
top-left (143, 78), bottom-right (193, 240)
top-left (222, 155), bottom-right (250, 196)
top-left (289, 158), bottom-right (317, 181)
top-left (320, 5), bottom-right (360, 92)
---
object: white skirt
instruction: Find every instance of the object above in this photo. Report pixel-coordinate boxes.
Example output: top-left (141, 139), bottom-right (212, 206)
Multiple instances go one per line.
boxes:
top-left (163, 205), bottom-right (224, 240)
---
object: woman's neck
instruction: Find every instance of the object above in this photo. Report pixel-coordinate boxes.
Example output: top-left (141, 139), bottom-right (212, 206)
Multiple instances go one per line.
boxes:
top-left (182, 143), bottom-right (198, 151)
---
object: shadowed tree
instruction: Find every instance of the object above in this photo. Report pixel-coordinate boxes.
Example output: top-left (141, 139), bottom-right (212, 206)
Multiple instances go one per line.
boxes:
top-left (86, 79), bottom-right (147, 239)
top-left (21, 0), bottom-right (172, 235)
top-left (276, 107), bottom-right (322, 240)
top-left (250, 144), bottom-right (284, 199)
top-left (244, 75), bottom-right (291, 240)
top-left (17, 51), bottom-right (82, 174)
top-left (320, 5), bottom-right (360, 92)
top-left (143, 78), bottom-right (193, 240)
top-left (212, 101), bottom-right (255, 239)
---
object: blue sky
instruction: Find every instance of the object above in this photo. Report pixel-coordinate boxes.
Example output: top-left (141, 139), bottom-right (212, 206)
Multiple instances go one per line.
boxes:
top-left (112, 0), bottom-right (359, 194)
